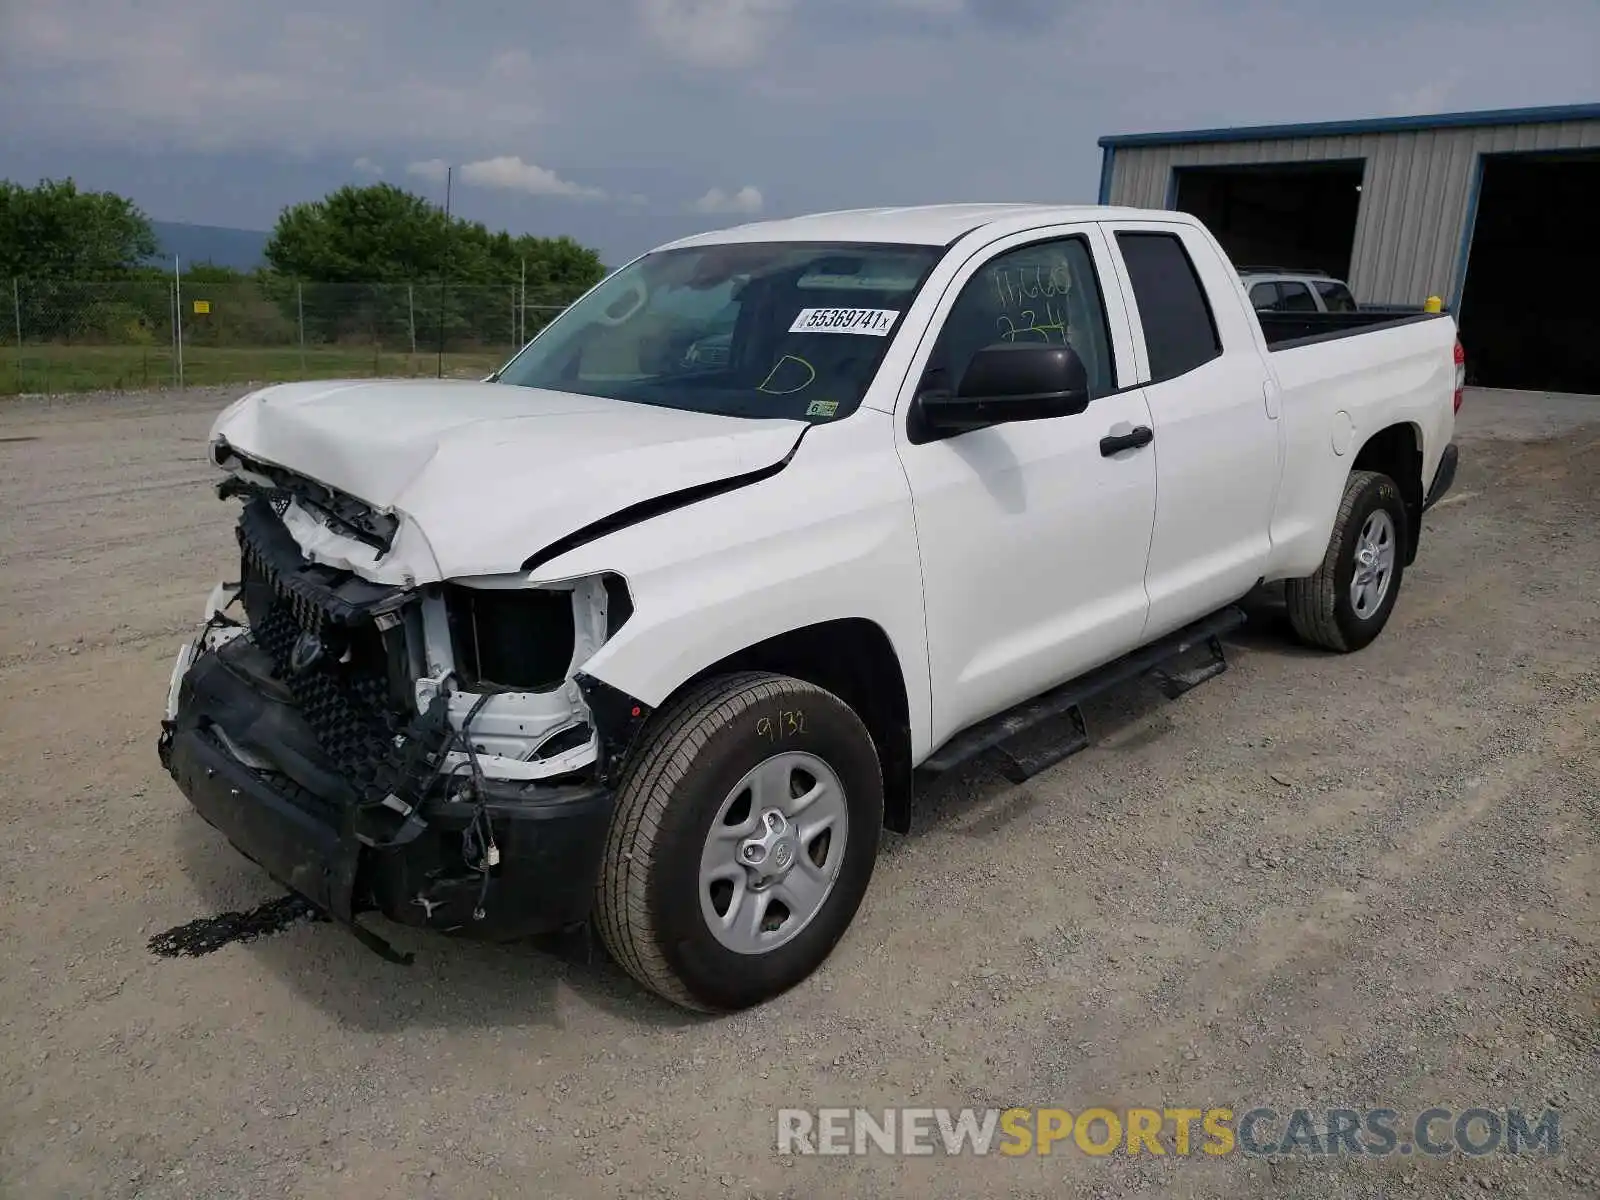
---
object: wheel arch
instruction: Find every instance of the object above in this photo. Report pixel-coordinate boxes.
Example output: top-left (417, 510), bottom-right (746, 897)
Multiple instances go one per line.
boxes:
top-left (1352, 421), bottom-right (1425, 564)
top-left (669, 618), bottom-right (916, 835)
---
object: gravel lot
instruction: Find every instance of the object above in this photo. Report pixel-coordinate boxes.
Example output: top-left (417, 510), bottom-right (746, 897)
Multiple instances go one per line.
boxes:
top-left (1, 385), bottom-right (1596, 1199)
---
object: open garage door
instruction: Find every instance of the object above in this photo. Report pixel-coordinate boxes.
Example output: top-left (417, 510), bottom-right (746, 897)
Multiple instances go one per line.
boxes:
top-left (1172, 161), bottom-right (1364, 281)
top-left (1457, 152), bottom-right (1600, 394)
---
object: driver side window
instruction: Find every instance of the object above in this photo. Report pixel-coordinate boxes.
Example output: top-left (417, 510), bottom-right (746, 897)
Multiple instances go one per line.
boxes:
top-left (929, 236), bottom-right (1116, 398)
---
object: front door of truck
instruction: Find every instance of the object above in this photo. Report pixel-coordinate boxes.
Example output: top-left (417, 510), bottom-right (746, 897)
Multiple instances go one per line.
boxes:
top-left (893, 225), bottom-right (1158, 750)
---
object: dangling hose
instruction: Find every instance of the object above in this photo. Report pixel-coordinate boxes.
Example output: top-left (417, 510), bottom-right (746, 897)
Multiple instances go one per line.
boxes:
top-left (454, 691), bottom-right (499, 920)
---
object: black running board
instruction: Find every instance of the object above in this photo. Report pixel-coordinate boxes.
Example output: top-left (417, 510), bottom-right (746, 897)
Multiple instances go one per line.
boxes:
top-left (916, 605), bottom-right (1245, 786)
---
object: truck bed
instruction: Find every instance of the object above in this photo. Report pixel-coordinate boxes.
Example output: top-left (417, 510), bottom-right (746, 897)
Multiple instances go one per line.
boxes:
top-left (1257, 309), bottom-right (1449, 352)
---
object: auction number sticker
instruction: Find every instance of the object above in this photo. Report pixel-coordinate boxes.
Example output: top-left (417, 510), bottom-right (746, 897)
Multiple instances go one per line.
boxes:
top-left (788, 307), bottom-right (900, 336)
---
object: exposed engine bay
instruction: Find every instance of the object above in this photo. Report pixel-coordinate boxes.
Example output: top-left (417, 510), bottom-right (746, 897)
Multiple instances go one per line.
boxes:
top-left (194, 479), bottom-right (625, 781)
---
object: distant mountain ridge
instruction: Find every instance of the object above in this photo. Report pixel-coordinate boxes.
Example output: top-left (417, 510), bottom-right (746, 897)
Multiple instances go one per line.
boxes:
top-left (148, 220), bottom-right (269, 271)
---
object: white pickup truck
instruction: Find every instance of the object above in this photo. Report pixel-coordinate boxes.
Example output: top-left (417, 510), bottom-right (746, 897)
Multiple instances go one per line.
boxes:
top-left (160, 203), bottom-right (1462, 1012)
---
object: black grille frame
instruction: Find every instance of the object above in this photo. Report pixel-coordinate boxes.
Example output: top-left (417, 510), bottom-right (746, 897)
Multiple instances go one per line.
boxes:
top-left (235, 497), bottom-right (418, 797)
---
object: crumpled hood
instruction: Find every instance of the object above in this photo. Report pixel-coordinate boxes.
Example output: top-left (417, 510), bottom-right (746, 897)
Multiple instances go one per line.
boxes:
top-left (211, 378), bottom-right (806, 582)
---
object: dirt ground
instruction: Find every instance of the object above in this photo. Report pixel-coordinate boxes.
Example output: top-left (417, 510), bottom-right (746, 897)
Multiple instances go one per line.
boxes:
top-left (1, 386), bottom-right (1596, 1199)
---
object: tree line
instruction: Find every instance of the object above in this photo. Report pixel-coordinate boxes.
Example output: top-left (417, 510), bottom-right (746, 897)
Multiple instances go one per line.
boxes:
top-left (1, 177), bottom-right (607, 349)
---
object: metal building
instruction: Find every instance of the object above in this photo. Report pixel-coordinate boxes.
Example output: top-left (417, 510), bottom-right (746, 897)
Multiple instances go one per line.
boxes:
top-left (1097, 103), bottom-right (1600, 393)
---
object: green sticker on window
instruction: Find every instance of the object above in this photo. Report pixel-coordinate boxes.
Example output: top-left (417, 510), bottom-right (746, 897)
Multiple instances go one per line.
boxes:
top-left (806, 399), bottom-right (839, 417)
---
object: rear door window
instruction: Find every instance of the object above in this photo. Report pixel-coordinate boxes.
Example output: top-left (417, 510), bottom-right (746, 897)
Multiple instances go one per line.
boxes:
top-left (1277, 281), bottom-right (1317, 312)
top-left (1114, 231), bottom-right (1223, 383)
top-left (1315, 281), bottom-right (1359, 312)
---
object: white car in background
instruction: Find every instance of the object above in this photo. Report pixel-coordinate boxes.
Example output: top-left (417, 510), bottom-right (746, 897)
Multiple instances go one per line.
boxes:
top-left (1238, 268), bottom-right (1360, 314)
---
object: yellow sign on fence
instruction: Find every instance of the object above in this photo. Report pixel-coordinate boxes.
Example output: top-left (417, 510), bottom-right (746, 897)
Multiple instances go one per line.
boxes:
top-left (193, 299), bottom-right (211, 314)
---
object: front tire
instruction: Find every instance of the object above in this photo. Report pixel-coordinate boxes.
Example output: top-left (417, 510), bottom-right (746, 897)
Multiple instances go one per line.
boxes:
top-left (595, 671), bottom-right (883, 1012)
top-left (1285, 469), bottom-right (1408, 652)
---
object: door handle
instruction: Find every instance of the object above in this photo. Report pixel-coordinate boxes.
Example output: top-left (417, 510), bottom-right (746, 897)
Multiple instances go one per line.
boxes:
top-left (1100, 425), bottom-right (1154, 456)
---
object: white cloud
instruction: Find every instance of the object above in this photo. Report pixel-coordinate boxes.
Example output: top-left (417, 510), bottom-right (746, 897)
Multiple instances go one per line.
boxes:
top-left (0, 1), bottom-right (544, 154)
top-left (407, 156), bottom-right (606, 201)
top-left (487, 49), bottom-right (536, 82)
top-left (1388, 74), bottom-right (1462, 117)
top-left (639, 0), bottom-right (792, 67)
top-left (690, 185), bottom-right (763, 214)
top-left (407, 159), bottom-right (450, 184)
top-left (352, 156), bottom-right (383, 175)
top-left (460, 156), bottom-right (606, 200)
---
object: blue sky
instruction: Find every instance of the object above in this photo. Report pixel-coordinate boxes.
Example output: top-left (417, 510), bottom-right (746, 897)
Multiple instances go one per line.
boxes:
top-left (1, 0), bottom-right (1595, 266)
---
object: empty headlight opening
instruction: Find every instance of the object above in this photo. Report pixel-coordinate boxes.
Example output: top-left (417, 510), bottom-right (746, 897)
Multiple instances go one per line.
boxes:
top-left (443, 572), bottom-right (632, 693)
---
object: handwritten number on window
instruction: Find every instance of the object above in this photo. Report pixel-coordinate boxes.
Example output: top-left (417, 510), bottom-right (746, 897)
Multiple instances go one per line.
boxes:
top-left (991, 259), bottom-right (1074, 345)
top-left (997, 301), bottom-right (1069, 344)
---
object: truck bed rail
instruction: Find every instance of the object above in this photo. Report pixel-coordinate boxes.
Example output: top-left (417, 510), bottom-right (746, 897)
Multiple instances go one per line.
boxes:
top-left (1258, 308), bottom-right (1450, 352)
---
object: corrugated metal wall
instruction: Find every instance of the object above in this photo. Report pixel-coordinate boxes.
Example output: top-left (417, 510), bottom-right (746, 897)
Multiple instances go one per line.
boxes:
top-left (1106, 119), bottom-right (1600, 305)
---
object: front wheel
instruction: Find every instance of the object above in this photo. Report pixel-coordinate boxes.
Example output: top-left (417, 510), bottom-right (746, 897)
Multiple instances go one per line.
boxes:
top-left (1285, 469), bottom-right (1408, 652)
top-left (594, 671), bottom-right (884, 1012)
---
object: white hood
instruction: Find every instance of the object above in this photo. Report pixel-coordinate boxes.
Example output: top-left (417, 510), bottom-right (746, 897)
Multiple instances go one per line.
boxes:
top-left (211, 379), bottom-right (806, 583)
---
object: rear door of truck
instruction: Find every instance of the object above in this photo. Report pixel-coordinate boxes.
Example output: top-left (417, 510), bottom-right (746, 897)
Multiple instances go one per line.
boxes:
top-left (1098, 219), bottom-right (1285, 644)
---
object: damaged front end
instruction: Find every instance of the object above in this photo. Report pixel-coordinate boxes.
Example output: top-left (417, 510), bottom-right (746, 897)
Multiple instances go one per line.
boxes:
top-left (158, 479), bottom-right (650, 961)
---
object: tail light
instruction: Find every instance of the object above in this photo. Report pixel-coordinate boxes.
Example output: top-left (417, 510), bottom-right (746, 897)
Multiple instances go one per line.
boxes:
top-left (1453, 339), bottom-right (1466, 413)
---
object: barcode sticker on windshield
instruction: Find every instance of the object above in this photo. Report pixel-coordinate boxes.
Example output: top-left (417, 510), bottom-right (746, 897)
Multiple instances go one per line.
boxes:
top-left (789, 307), bottom-right (900, 336)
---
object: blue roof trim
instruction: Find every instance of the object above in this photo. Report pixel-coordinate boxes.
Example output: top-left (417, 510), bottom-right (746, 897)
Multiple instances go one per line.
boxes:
top-left (1097, 145), bottom-right (1114, 205)
top-left (1097, 102), bottom-right (1600, 149)
top-left (1451, 154), bottom-right (1486, 313)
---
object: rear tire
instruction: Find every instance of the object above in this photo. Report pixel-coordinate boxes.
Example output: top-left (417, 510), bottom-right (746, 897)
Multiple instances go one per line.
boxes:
top-left (595, 671), bottom-right (883, 1012)
top-left (1285, 469), bottom-right (1407, 653)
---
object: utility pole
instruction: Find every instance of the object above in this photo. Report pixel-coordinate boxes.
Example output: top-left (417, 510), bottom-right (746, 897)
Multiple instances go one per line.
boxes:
top-left (437, 166), bottom-right (452, 379)
top-left (169, 279), bottom-right (177, 387)
top-left (174, 255), bottom-right (185, 389)
top-left (12, 278), bottom-right (22, 393)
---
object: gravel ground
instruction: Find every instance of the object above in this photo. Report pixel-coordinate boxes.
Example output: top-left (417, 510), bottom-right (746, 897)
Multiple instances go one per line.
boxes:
top-left (1, 384), bottom-right (1596, 1199)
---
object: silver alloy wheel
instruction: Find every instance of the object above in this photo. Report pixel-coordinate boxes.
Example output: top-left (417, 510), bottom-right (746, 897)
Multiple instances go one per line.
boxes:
top-left (698, 751), bottom-right (850, 955)
top-left (1350, 508), bottom-right (1397, 618)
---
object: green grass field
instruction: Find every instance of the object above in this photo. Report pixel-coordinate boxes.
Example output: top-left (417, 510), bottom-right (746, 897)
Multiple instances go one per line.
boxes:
top-left (1, 344), bottom-right (516, 395)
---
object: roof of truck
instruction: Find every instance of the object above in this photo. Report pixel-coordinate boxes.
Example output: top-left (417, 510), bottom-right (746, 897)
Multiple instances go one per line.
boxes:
top-left (659, 203), bottom-right (1172, 252)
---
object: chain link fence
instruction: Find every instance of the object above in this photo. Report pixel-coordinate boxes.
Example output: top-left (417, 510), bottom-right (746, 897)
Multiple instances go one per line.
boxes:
top-left (2, 278), bottom-right (586, 395)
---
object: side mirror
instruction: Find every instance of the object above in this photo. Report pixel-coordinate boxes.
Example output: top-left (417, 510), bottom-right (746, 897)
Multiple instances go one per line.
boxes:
top-left (914, 343), bottom-right (1091, 439)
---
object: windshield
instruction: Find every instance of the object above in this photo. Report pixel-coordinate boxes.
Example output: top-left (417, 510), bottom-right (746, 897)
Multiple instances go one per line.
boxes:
top-left (494, 241), bottom-right (944, 422)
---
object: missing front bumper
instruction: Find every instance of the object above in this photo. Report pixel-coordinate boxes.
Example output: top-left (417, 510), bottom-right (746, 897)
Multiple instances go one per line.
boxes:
top-left (160, 491), bottom-right (631, 960)
top-left (161, 645), bottom-right (617, 959)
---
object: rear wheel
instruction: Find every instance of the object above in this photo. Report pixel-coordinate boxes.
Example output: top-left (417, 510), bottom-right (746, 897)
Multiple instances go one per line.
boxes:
top-left (1285, 469), bottom-right (1408, 652)
top-left (595, 671), bottom-right (883, 1012)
